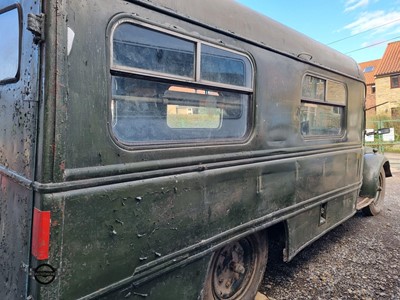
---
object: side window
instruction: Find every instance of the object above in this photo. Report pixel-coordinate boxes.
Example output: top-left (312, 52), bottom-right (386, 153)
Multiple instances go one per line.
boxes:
top-left (0, 5), bottom-right (20, 83)
top-left (113, 23), bottom-right (195, 78)
top-left (390, 75), bottom-right (400, 89)
top-left (300, 75), bottom-right (346, 137)
top-left (201, 44), bottom-right (251, 87)
top-left (110, 21), bottom-right (253, 145)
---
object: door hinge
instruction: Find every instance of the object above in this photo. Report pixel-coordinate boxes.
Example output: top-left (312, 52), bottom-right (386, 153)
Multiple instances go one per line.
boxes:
top-left (27, 13), bottom-right (45, 44)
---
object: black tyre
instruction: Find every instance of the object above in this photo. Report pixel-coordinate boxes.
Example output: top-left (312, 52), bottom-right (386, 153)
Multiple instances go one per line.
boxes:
top-left (362, 167), bottom-right (386, 216)
top-left (201, 232), bottom-right (268, 300)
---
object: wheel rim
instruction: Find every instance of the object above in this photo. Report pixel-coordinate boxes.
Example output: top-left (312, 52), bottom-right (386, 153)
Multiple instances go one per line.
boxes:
top-left (373, 172), bottom-right (384, 207)
top-left (211, 238), bottom-right (256, 299)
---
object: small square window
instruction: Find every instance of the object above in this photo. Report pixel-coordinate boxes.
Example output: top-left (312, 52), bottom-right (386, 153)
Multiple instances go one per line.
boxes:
top-left (302, 75), bottom-right (325, 101)
top-left (113, 23), bottom-right (195, 79)
top-left (201, 44), bottom-right (252, 87)
top-left (391, 75), bottom-right (400, 89)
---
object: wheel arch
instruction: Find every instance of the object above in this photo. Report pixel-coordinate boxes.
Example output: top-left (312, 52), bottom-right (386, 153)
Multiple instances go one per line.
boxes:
top-left (360, 152), bottom-right (392, 198)
top-left (267, 221), bottom-right (290, 262)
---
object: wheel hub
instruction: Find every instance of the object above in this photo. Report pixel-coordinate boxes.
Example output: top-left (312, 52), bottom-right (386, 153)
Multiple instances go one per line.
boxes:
top-left (212, 240), bottom-right (254, 299)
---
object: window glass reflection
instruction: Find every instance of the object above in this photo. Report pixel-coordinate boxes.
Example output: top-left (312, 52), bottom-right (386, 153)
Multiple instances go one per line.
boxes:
top-left (0, 7), bottom-right (19, 82)
top-left (113, 23), bottom-right (195, 78)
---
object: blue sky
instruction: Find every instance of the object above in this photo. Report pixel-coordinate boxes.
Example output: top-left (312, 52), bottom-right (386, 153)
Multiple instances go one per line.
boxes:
top-left (235, 0), bottom-right (400, 63)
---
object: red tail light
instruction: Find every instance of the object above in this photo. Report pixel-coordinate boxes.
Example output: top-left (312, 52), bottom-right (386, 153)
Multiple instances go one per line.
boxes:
top-left (31, 208), bottom-right (51, 260)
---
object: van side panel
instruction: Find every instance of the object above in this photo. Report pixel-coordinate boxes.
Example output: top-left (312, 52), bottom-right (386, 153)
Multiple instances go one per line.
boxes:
top-left (38, 150), bottom-right (362, 299)
top-left (0, 0), bottom-right (41, 299)
top-left (0, 181), bottom-right (33, 299)
top-left (30, 0), bottom-right (366, 299)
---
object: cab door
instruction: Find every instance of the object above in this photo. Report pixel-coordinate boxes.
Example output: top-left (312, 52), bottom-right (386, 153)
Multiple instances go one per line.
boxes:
top-left (0, 0), bottom-right (42, 298)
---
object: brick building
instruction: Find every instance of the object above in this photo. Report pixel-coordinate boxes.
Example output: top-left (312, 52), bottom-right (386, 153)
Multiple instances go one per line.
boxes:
top-left (359, 59), bottom-right (380, 119)
top-left (359, 41), bottom-right (400, 119)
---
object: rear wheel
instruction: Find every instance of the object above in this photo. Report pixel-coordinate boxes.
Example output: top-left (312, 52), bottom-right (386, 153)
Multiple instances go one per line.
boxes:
top-left (362, 167), bottom-right (386, 216)
top-left (202, 232), bottom-right (268, 300)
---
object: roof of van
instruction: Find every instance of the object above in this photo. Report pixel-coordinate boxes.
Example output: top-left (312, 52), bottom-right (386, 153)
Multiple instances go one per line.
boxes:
top-left (134, 0), bottom-right (363, 81)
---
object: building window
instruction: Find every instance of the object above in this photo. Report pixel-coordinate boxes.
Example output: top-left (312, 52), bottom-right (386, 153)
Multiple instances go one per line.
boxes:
top-left (371, 85), bottom-right (376, 94)
top-left (300, 75), bottom-right (346, 137)
top-left (363, 66), bottom-right (374, 73)
top-left (392, 107), bottom-right (400, 118)
top-left (391, 75), bottom-right (400, 89)
top-left (110, 21), bottom-right (253, 145)
top-left (0, 5), bottom-right (20, 83)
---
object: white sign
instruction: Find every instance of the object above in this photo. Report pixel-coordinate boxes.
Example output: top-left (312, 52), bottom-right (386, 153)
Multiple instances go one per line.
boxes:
top-left (382, 127), bottom-right (395, 142)
top-left (365, 129), bottom-right (374, 142)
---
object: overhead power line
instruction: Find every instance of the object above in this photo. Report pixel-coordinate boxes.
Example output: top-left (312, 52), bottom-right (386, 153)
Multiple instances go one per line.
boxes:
top-left (345, 35), bottom-right (400, 54)
top-left (327, 17), bottom-right (400, 45)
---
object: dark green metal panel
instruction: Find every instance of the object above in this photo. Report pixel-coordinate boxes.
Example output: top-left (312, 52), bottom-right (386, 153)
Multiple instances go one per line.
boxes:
top-left (32, 149), bottom-right (363, 298)
top-left (0, 180), bottom-right (33, 299)
top-left (360, 150), bottom-right (392, 198)
top-left (0, 0), bottom-right (41, 299)
top-left (0, 0), bottom-right (369, 298)
top-left (30, 0), bottom-right (366, 297)
top-left (286, 191), bottom-right (357, 261)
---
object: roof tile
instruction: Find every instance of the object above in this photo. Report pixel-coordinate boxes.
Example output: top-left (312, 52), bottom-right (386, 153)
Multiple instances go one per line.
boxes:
top-left (359, 59), bottom-right (381, 85)
top-left (375, 41), bottom-right (400, 76)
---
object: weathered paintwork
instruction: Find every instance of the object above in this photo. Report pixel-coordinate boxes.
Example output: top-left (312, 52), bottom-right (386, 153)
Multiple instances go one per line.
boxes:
top-left (0, 0), bottom-right (41, 299)
top-left (0, 0), bottom-right (390, 299)
top-left (359, 148), bottom-right (392, 198)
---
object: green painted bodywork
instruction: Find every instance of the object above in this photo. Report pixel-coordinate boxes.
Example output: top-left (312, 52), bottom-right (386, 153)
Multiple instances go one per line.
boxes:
top-left (0, 0), bottom-right (41, 299)
top-left (0, 0), bottom-right (389, 299)
top-left (359, 148), bottom-right (392, 198)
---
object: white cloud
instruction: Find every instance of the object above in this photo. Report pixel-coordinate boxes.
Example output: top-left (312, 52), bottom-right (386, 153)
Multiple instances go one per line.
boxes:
top-left (344, 11), bottom-right (400, 35)
top-left (344, 0), bottom-right (369, 12)
top-left (361, 39), bottom-right (385, 48)
top-left (384, 26), bottom-right (400, 37)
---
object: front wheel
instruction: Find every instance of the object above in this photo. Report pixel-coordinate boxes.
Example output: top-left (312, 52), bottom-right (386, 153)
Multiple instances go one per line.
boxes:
top-left (201, 232), bottom-right (268, 300)
top-left (362, 167), bottom-right (386, 216)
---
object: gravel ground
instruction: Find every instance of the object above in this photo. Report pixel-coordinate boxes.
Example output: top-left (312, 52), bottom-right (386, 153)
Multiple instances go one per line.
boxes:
top-left (259, 169), bottom-right (400, 300)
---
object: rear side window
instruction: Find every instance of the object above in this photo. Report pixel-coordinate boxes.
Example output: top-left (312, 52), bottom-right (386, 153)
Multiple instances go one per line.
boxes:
top-left (300, 75), bottom-right (346, 137)
top-left (110, 20), bottom-right (253, 146)
top-left (113, 23), bottom-right (195, 78)
top-left (0, 5), bottom-right (20, 83)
